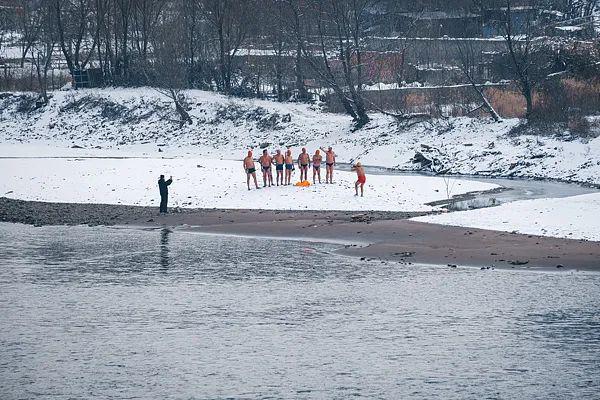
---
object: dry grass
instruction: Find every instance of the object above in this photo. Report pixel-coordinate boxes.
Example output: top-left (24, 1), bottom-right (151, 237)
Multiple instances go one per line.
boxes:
top-left (485, 88), bottom-right (526, 118)
top-left (562, 78), bottom-right (600, 113)
top-left (327, 78), bottom-right (599, 122)
top-left (403, 92), bottom-right (429, 109)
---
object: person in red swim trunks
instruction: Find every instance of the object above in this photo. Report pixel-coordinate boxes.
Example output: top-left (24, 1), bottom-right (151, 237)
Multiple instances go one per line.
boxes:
top-left (351, 162), bottom-right (366, 197)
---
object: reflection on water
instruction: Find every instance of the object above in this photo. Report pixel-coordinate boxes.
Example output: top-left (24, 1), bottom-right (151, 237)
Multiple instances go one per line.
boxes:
top-left (160, 228), bottom-right (171, 268)
top-left (0, 223), bottom-right (599, 399)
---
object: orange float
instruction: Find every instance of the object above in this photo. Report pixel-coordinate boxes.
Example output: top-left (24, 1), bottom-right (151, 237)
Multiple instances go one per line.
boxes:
top-left (294, 180), bottom-right (311, 187)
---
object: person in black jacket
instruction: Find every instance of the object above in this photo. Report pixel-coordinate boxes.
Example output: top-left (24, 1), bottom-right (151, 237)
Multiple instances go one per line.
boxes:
top-left (158, 175), bottom-right (173, 214)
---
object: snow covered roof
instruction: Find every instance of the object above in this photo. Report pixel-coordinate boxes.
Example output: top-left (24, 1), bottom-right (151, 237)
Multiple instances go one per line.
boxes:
top-left (555, 26), bottom-right (585, 32)
top-left (495, 6), bottom-right (537, 11)
top-left (398, 11), bottom-right (480, 20)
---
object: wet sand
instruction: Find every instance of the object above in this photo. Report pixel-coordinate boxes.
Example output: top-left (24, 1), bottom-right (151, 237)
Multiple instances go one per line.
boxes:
top-left (2, 196), bottom-right (599, 271)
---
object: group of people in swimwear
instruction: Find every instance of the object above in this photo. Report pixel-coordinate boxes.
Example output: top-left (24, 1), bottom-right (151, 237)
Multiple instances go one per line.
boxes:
top-left (242, 146), bottom-right (367, 196)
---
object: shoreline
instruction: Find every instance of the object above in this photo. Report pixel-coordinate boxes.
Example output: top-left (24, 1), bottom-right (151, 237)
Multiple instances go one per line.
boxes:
top-left (2, 197), bottom-right (599, 271)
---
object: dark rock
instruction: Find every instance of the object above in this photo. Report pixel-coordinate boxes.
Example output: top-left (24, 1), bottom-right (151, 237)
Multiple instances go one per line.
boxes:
top-left (394, 251), bottom-right (414, 258)
top-left (350, 213), bottom-right (372, 223)
top-left (411, 151), bottom-right (432, 167)
top-left (509, 260), bottom-right (529, 266)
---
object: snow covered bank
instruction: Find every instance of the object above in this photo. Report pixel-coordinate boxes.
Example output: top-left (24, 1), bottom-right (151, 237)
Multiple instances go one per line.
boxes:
top-left (1, 88), bottom-right (600, 185)
top-left (0, 158), bottom-right (497, 212)
top-left (413, 193), bottom-right (600, 241)
top-left (2, 88), bottom-right (599, 239)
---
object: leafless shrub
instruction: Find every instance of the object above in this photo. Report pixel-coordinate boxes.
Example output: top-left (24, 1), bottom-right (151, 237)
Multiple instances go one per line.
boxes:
top-left (213, 104), bottom-right (290, 131)
top-left (15, 94), bottom-right (39, 113)
top-left (568, 115), bottom-right (592, 137)
top-left (562, 78), bottom-right (600, 115)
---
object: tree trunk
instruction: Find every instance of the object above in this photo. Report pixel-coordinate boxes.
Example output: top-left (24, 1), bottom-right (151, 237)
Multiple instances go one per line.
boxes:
top-left (295, 40), bottom-right (307, 100)
top-left (217, 21), bottom-right (229, 92)
top-left (170, 89), bottom-right (192, 128)
top-left (54, 0), bottom-right (75, 75)
top-left (524, 85), bottom-right (533, 119)
top-left (34, 53), bottom-right (47, 103)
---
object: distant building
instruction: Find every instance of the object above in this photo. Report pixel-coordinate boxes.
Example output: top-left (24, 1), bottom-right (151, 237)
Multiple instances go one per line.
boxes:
top-left (395, 11), bottom-right (482, 38)
top-left (0, 0), bottom-right (22, 11)
top-left (482, 6), bottom-right (542, 37)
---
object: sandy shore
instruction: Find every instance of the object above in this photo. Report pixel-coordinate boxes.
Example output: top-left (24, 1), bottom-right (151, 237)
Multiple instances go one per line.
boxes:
top-left (2, 196), bottom-right (599, 271)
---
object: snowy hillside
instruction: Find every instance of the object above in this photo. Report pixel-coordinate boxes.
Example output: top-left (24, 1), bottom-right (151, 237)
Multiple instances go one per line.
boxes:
top-left (1, 88), bottom-right (599, 185)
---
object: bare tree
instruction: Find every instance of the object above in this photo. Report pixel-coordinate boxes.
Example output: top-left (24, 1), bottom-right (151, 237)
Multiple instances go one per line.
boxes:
top-left (296, 0), bottom-right (371, 125)
top-left (201, 0), bottom-right (249, 93)
top-left (32, 2), bottom-right (56, 103)
top-left (262, 1), bottom-right (290, 101)
top-left (455, 39), bottom-right (501, 121)
top-left (131, 0), bottom-right (165, 61)
top-left (179, 0), bottom-right (205, 87)
top-left (281, 0), bottom-right (309, 100)
top-left (324, 0), bottom-right (371, 125)
top-left (17, 0), bottom-right (43, 68)
top-left (149, 16), bottom-right (193, 128)
top-left (501, 0), bottom-right (542, 119)
top-left (54, 0), bottom-right (97, 75)
top-left (92, 0), bottom-right (109, 80)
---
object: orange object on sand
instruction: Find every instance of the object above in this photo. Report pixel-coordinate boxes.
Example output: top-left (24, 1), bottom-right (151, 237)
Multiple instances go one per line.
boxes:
top-left (294, 180), bottom-right (311, 187)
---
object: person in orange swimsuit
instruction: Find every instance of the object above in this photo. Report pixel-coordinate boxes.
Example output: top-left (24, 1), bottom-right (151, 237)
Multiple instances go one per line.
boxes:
top-left (351, 162), bottom-right (366, 197)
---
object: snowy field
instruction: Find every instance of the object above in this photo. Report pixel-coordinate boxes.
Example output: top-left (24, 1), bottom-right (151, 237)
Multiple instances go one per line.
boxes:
top-left (0, 157), bottom-right (497, 212)
top-left (414, 193), bottom-right (600, 241)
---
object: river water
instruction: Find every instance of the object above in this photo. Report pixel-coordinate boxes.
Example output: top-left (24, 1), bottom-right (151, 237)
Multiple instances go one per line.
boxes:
top-left (340, 164), bottom-right (599, 211)
top-left (1, 223), bottom-right (599, 399)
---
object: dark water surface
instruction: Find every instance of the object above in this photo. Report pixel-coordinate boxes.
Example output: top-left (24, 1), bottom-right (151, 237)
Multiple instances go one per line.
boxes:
top-left (1, 223), bottom-right (599, 399)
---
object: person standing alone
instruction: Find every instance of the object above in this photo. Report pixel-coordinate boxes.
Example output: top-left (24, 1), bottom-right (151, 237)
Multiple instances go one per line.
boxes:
top-left (158, 174), bottom-right (173, 214)
top-left (351, 162), bottom-right (366, 197)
